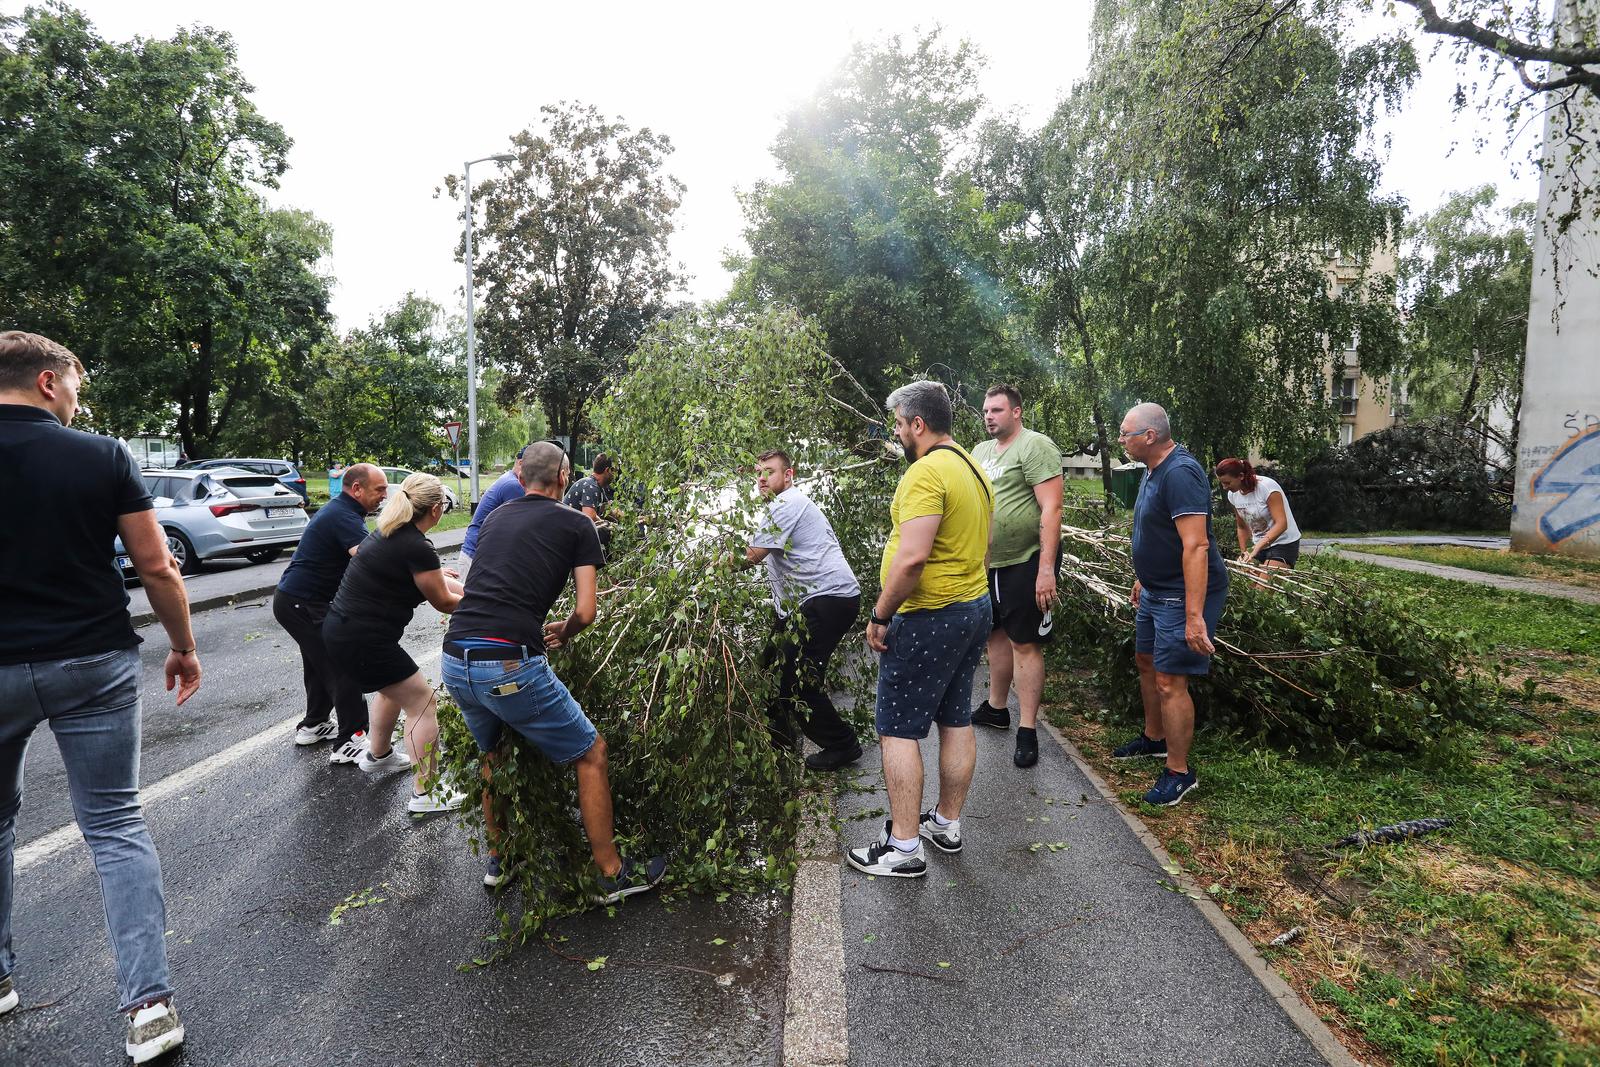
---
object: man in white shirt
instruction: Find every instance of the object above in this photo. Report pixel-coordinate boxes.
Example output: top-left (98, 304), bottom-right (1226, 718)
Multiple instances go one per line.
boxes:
top-left (742, 449), bottom-right (863, 771)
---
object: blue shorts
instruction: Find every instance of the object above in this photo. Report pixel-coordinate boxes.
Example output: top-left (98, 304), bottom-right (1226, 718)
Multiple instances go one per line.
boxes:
top-left (1135, 585), bottom-right (1227, 676)
top-left (442, 642), bottom-right (597, 765)
top-left (875, 595), bottom-right (992, 740)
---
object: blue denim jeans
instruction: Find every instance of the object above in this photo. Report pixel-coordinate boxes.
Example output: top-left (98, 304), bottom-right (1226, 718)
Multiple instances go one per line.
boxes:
top-left (442, 644), bottom-right (597, 765)
top-left (0, 648), bottom-right (173, 1012)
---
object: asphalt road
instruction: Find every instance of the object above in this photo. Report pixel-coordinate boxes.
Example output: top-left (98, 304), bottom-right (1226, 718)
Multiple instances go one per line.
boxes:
top-left (3, 595), bottom-right (787, 1066)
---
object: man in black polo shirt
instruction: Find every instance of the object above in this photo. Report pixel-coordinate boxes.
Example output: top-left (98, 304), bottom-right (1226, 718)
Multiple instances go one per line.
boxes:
top-left (442, 442), bottom-right (665, 900)
top-left (0, 331), bottom-right (200, 1062)
top-left (273, 463), bottom-right (388, 762)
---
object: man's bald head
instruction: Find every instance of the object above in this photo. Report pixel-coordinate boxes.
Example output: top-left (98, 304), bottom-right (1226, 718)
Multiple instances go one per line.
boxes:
top-left (519, 441), bottom-right (569, 490)
top-left (1123, 403), bottom-right (1171, 443)
top-left (343, 463), bottom-right (382, 489)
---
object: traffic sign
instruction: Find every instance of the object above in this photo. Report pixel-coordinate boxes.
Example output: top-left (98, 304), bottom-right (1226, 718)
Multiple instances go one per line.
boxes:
top-left (443, 421), bottom-right (462, 449)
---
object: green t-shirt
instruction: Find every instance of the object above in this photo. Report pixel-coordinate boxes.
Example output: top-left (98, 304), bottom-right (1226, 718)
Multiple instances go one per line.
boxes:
top-left (971, 428), bottom-right (1062, 568)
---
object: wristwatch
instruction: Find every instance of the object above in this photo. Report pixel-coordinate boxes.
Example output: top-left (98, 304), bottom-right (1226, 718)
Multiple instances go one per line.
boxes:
top-left (869, 612), bottom-right (891, 627)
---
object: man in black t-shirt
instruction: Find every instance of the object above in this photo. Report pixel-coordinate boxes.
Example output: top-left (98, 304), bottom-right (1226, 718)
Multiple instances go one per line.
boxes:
top-left (0, 331), bottom-right (198, 1061)
top-left (443, 442), bottom-right (664, 901)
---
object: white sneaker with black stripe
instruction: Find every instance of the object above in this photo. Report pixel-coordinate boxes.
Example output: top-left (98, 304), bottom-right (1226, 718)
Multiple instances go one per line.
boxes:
top-left (918, 808), bottom-right (963, 853)
top-left (294, 718), bottom-right (337, 746)
top-left (328, 731), bottom-right (367, 765)
top-left (845, 820), bottom-right (927, 878)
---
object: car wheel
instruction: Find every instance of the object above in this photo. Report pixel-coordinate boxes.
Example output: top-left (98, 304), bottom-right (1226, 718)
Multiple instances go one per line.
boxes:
top-left (245, 546), bottom-right (284, 565)
top-left (165, 527), bottom-right (200, 576)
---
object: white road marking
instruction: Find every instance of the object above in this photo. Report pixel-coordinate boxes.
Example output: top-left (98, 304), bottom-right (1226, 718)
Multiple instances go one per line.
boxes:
top-left (16, 645), bottom-right (444, 873)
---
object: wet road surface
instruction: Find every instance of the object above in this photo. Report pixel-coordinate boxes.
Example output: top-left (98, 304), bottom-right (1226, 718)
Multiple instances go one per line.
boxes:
top-left (3, 601), bottom-right (787, 1066)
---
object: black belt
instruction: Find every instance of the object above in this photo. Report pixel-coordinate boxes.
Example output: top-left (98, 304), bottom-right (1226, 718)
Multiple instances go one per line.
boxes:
top-left (444, 640), bottom-right (543, 662)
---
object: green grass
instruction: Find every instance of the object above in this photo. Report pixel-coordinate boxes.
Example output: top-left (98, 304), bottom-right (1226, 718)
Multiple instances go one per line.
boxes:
top-left (1303, 528), bottom-right (1508, 540)
top-left (1346, 543), bottom-right (1600, 592)
top-left (1047, 557), bottom-right (1600, 1063)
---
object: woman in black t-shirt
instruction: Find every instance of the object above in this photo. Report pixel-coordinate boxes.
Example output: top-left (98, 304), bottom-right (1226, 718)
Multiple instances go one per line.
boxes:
top-left (323, 472), bottom-right (464, 813)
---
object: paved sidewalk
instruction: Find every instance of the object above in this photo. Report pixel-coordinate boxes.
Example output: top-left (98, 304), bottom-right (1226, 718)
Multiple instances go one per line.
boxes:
top-left (1326, 548), bottom-right (1600, 606)
top-left (826, 687), bottom-right (1341, 1067)
top-left (126, 526), bottom-right (468, 625)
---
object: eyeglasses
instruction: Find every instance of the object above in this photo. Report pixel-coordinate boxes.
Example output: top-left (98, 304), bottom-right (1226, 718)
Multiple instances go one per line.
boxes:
top-left (1116, 427), bottom-right (1153, 440)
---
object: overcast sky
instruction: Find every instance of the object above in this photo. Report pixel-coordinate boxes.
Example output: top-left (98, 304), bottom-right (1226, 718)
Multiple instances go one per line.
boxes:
top-left (31, 0), bottom-right (1541, 331)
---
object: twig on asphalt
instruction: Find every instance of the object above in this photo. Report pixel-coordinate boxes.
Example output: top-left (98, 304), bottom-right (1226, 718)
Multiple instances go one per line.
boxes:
top-left (18, 985), bottom-right (78, 1013)
top-left (861, 961), bottom-right (961, 983)
top-left (996, 918), bottom-right (1087, 958)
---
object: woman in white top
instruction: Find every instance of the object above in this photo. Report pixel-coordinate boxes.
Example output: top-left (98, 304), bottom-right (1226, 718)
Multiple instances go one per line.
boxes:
top-left (1215, 458), bottom-right (1301, 570)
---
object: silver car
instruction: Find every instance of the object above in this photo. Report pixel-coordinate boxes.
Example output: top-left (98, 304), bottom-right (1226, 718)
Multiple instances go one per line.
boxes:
top-left (116, 467), bottom-right (309, 575)
top-left (378, 466), bottom-right (461, 512)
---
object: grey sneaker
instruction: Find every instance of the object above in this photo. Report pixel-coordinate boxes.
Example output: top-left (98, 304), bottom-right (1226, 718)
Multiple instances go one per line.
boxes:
top-left (358, 743), bottom-right (412, 774)
top-left (593, 854), bottom-right (667, 904)
top-left (846, 820), bottom-right (928, 878)
top-left (0, 974), bottom-right (17, 1015)
top-left (125, 999), bottom-right (184, 1063)
top-left (917, 808), bottom-right (963, 853)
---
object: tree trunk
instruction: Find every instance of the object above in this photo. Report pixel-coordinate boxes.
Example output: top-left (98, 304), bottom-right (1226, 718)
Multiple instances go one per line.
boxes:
top-left (1063, 313), bottom-right (1114, 514)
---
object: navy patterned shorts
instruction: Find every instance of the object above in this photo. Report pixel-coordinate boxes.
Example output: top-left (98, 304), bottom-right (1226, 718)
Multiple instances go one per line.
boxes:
top-left (874, 595), bottom-right (992, 740)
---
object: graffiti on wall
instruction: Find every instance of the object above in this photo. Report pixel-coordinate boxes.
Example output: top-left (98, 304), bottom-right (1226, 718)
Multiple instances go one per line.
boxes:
top-left (1531, 425), bottom-right (1600, 543)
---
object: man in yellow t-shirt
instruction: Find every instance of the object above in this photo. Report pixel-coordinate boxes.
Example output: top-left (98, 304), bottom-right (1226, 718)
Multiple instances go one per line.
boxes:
top-left (846, 380), bottom-right (994, 879)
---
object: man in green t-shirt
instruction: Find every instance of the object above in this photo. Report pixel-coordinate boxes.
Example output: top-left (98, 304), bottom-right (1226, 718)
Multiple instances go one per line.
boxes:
top-left (969, 384), bottom-right (1064, 769)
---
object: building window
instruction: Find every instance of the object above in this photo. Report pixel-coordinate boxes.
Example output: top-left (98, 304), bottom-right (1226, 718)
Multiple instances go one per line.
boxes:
top-left (1336, 376), bottom-right (1358, 416)
top-left (1338, 422), bottom-right (1355, 446)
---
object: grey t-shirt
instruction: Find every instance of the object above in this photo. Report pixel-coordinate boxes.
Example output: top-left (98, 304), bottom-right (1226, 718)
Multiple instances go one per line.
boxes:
top-left (751, 487), bottom-right (860, 615)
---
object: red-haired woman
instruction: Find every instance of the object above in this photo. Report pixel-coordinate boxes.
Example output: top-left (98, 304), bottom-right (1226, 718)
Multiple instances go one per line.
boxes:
top-left (1215, 458), bottom-right (1301, 570)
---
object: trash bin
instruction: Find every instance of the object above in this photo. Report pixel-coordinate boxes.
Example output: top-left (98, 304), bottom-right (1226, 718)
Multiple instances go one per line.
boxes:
top-left (1109, 462), bottom-right (1145, 510)
top-left (327, 467), bottom-right (345, 498)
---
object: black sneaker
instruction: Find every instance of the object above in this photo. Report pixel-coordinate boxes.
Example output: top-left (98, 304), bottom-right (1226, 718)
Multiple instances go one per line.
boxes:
top-left (971, 701), bottom-right (1010, 730)
top-left (1014, 729), bottom-right (1039, 768)
top-left (594, 854), bottom-right (667, 904)
top-left (917, 808), bottom-right (962, 853)
top-left (805, 743), bottom-right (863, 772)
top-left (846, 820), bottom-right (927, 877)
top-left (1112, 732), bottom-right (1167, 760)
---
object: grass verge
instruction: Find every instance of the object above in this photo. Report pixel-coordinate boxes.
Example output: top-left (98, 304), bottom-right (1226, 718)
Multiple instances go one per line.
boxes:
top-left (1344, 544), bottom-right (1600, 593)
top-left (1045, 559), bottom-right (1600, 1065)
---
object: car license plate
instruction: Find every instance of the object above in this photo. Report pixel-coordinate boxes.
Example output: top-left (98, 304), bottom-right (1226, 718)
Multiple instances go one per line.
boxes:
top-left (116, 555), bottom-right (131, 571)
top-left (266, 507), bottom-right (298, 519)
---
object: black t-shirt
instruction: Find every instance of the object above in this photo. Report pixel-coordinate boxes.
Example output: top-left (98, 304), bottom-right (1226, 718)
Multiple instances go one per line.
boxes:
top-left (329, 524), bottom-right (441, 642)
top-left (0, 405), bottom-right (152, 665)
top-left (277, 491), bottom-right (369, 602)
top-left (446, 495), bottom-right (605, 650)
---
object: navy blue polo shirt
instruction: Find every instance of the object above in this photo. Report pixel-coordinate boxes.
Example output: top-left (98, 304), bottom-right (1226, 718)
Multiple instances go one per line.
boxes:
top-left (277, 491), bottom-right (369, 602)
top-left (0, 405), bottom-right (152, 665)
top-left (1131, 445), bottom-right (1227, 598)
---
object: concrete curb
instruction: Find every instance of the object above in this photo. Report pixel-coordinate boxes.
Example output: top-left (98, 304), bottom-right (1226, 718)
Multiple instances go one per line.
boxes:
top-left (1036, 717), bottom-right (1362, 1067)
top-left (782, 791), bottom-right (850, 1067)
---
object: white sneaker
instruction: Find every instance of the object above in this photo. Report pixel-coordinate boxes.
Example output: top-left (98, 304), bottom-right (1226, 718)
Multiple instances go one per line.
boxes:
top-left (125, 1000), bottom-right (184, 1063)
top-left (294, 719), bottom-right (337, 746)
top-left (406, 788), bottom-right (465, 814)
top-left (0, 975), bottom-right (18, 1015)
top-left (328, 731), bottom-right (367, 765)
top-left (358, 743), bottom-right (412, 774)
top-left (845, 820), bottom-right (927, 878)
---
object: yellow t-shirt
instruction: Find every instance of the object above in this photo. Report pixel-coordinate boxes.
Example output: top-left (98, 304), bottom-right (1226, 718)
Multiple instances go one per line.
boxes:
top-left (880, 444), bottom-right (994, 613)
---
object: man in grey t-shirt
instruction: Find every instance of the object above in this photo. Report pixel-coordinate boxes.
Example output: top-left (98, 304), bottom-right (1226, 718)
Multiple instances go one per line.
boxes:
top-left (741, 448), bottom-right (863, 771)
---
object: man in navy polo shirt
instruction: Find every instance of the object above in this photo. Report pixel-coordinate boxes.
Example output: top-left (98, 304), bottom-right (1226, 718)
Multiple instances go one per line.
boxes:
top-left (1112, 402), bottom-right (1228, 807)
top-left (274, 463), bottom-right (387, 762)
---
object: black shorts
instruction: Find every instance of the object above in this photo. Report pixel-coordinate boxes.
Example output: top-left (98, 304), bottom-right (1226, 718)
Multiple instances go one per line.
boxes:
top-left (321, 612), bottom-right (419, 692)
top-left (988, 554), bottom-right (1061, 646)
top-left (1257, 539), bottom-right (1301, 568)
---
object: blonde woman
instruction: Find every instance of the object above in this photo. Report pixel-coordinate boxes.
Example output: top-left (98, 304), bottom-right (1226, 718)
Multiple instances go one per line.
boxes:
top-left (322, 472), bottom-right (465, 812)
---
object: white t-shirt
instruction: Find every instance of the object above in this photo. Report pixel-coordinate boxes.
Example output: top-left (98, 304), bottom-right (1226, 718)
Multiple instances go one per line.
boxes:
top-left (1227, 475), bottom-right (1300, 546)
top-left (751, 487), bottom-right (861, 615)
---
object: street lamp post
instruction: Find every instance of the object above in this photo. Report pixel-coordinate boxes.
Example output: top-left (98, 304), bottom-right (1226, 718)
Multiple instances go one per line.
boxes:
top-left (462, 152), bottom-right (514, 509)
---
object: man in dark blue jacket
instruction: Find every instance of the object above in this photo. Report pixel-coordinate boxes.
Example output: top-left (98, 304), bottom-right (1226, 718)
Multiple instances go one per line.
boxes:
top-left (273, 463), bottom-right (387, 762)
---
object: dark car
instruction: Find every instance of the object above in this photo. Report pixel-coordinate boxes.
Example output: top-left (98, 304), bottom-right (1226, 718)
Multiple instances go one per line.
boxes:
top-left (180, 457), bottom-right (308, 502)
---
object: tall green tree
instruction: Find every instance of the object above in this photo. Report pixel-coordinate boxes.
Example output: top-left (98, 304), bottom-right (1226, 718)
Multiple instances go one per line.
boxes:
top-left (445, 102), bottom-right (685, 445)
top-left (1064, 0), bottom-right (1413, 467)
top-left (1400, 186), bottom-right (1533, 462)
top-left (728, 30), bottom-right (1029, 400)
top-left (0, 6), bottom-right (331, 454)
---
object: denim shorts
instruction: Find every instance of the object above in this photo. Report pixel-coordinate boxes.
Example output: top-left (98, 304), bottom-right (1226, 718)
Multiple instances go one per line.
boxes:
top-left (442, 644), bottom-right (597, 765)
top-left (1135, 586), bottom-right (1227, 676)
top-left (875, 595), bottom-right (991, 740)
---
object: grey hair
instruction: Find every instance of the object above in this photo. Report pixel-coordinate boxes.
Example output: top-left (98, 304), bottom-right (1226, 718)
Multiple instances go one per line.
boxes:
top-left (1125, 402), bottom-right (1172, 442)
top-left (885, 379), bottom-right (953, 435)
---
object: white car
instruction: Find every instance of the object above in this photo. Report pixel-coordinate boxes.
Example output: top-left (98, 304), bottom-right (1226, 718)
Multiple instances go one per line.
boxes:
top-left (378, 466), bottom-right (461, 512)
top-left (115, 467), bottom-right (309, 576)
